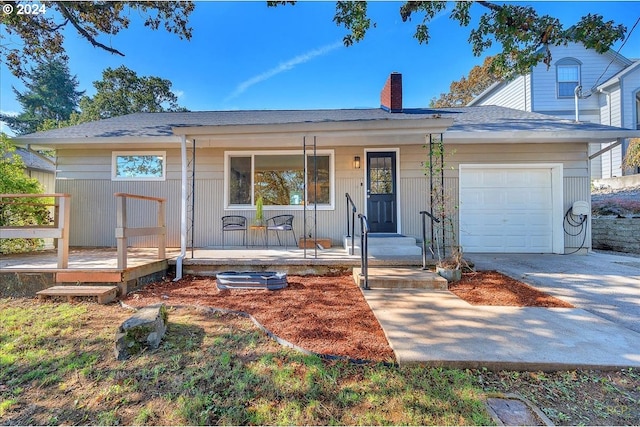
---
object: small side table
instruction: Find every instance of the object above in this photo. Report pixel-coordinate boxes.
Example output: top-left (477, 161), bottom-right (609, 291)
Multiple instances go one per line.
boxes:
top-left (249, 225), bottom-right (267, 247)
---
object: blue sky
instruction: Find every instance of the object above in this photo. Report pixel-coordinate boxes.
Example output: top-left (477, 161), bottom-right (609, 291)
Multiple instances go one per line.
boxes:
top-left (1, 1), bottom-right (640, 134)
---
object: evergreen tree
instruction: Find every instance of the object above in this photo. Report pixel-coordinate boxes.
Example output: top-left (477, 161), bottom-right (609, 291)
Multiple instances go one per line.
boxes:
top-left (1, 58), bottom-right (83, 135)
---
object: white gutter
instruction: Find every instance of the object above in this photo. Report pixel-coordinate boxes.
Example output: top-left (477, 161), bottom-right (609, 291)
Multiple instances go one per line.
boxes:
top-left (174, 135), bottom-right (188, 281)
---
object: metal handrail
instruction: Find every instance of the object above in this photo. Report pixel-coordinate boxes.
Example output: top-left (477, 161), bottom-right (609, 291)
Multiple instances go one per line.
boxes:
top-left (345, 193), bottom-right (357, 254)
top-left (419, 210), bottom-right (440, 270)
top-left (358, 213), bottom-right (370, 290)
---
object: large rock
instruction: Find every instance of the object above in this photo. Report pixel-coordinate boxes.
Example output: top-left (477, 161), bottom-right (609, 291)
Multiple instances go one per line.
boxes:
top-left (115, 304), bottom-right (168, 360)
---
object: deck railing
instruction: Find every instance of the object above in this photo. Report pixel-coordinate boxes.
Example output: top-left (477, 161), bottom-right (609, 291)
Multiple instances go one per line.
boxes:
top-left (358, 213), bottom-right (370, 290)
top-left (345, 193), bottom-right (358, 254)
top-left (115, 193), bottom-right (166, 269)
top-left (0, 193), bottom-right (71, 268)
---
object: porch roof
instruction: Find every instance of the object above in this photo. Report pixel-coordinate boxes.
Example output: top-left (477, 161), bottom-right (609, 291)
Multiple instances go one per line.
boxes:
top-left (15, 105), bottom-right (640, 147)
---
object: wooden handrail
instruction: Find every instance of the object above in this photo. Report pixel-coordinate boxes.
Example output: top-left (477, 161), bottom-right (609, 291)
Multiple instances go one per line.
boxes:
top-left (0, 193), bottom-right (70, 268)
top-left (113, 192), bottom-right (166, 203)
top-left (114, 193), bottom-right (166, 269)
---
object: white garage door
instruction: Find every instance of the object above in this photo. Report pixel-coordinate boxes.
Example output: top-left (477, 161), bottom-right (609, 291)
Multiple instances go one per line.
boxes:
top-left (459, 166), bottom-right (555, 253)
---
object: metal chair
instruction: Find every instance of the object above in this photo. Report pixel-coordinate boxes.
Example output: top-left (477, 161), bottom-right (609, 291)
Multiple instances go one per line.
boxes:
top-left (221, 215), bottom-right (247, 248)
top-left (265, 214), bottom-right (296, 248)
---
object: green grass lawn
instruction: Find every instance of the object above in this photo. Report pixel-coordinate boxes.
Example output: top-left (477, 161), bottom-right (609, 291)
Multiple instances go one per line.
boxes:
top-left (4, 298), bottom-right (638, 426)
top-left (0, 299), bottom-right (493, 426)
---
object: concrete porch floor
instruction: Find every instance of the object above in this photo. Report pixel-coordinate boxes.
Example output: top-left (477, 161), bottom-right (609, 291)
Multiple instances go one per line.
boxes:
top-left (179, 246), bottom-right (426, 276)
top-left (0, 245), bottom-right (429, 269)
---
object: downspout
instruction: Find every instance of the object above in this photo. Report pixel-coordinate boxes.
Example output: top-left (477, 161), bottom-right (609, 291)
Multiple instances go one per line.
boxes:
top-left (174, 135), bottom-right (188, 281)
top-left (574, 85), bottom-right (582, 122)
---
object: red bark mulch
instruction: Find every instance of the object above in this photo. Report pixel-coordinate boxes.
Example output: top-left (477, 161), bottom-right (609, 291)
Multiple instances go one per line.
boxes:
top-left (122, 270), bottom-right (573, 363)
top-left (449, 270), bottom-right (574, 308)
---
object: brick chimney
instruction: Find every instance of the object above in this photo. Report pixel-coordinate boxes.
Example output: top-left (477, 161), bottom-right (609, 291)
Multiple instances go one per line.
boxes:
top-left (380, 72), bottom-right (402, 112)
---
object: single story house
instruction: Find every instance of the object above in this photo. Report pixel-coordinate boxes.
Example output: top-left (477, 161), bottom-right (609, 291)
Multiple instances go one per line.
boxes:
top-left (15, 73), bottom-right (640, 265)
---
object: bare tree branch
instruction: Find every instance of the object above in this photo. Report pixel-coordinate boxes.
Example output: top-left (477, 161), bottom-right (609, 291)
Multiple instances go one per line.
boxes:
top-left (55, 1), bottom-right (125, 57)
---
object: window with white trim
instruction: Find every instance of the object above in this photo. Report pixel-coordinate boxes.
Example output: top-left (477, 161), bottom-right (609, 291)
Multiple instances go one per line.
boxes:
top-left (112, 151), bottom-right (166, 181)
top-left (226, 150), bottom-right (334, 209)
top-left (556, 58), bottom-right (581, 98)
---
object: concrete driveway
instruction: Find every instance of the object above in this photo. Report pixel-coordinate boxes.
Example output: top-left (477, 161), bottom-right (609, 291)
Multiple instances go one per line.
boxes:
top-left (361, 251), bottom-right (640, 369)
top-left (470, 252), bottom-right (640, 334)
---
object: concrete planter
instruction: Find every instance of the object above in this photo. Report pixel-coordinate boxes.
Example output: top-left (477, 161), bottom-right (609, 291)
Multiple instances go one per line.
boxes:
top-left (436, 266), bottom-right (461, 283)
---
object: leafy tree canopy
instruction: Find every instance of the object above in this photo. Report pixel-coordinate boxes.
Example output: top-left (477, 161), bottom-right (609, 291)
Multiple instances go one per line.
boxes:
top-left (270, 1), bottom-right (627, 78)
top-left (1, 57), bottom-right (83, 135)
top-left (430, 56), bottom-right (498, 107)
top-left (0, 134), bottom-right (50, 253)
top-left (624, 138), bottom-right (640, 170)
top-left (1, 1), bottom-right (195, 79)
top-left (68, 65), bottom-right (187, 124)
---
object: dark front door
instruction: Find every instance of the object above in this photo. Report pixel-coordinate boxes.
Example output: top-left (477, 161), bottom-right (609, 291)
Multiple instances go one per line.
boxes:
top-left (366, 151), bottom-right (397, 233)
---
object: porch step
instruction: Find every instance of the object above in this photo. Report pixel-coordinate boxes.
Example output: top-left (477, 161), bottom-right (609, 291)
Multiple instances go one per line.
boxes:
top-left (352, 267), bottom-right (447, 290)
top-left (56, 270), bottom-right (122, 283)
top-left (36, 285), bottom-right (119, 304)
top-left (344, 234), bottom-right (423, 257)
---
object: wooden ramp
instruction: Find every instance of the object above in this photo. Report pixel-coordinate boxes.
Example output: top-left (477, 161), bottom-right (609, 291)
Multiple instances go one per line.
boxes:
top-left (37, 286), bottom-right (119, 304)
top-left (353, 267), bottom-right (448, 290)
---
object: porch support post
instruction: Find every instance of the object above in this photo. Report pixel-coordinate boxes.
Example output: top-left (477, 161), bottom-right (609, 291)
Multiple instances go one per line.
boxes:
top-left (175, 135), bottom-right (188, 281)
top-left (116, 195), bottom-right (127, 269)
top-left (58, 194), bottom-right (70, 269)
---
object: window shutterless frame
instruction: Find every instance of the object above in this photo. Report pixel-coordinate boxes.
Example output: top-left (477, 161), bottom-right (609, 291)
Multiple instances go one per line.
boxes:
top-left (224, 149), bottom-right (335, 210)
top-left (111, 151), bottom-right (166, 181)
top-left (555, 58), bottom-right (582, 99)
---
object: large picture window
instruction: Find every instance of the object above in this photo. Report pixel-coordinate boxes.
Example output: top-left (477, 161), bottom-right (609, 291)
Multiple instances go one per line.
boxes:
top-left (112, 151), bottom-right (166, 181)
top-left (226, 150), bottom-right (334, 209)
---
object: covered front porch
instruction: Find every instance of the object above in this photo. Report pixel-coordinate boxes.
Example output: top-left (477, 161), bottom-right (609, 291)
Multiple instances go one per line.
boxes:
top-left (0, 245), bottom-right (426, 274)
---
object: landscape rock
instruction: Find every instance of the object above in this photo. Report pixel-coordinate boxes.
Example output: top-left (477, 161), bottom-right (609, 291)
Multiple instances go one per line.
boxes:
top-left (115, 303), bottom-right (168, 360)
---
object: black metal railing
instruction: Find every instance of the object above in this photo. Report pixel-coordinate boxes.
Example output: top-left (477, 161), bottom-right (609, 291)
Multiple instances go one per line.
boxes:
top-left (345, 192), bottom-right (357, 254)
top-left (419, 210), bottom-right (441, 270)
top-left (358, 213), bottom-right (370, 290)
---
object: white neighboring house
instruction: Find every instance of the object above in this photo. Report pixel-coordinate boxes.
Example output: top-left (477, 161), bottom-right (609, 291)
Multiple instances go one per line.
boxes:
top-left (469, 42), bottom-right (640, 179)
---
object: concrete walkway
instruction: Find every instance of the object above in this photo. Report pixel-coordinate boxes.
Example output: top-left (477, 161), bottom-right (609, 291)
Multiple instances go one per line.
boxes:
top-left (361, 252), bottom-right (640, 370)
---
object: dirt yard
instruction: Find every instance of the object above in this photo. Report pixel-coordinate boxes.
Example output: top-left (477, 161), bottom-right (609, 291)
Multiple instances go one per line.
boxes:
top-left (123, 270), bottom-right (572, 362)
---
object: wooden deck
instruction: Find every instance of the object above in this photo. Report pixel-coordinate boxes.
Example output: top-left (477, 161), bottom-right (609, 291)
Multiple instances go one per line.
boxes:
top-left (1, 248), bottom-right (179, 297)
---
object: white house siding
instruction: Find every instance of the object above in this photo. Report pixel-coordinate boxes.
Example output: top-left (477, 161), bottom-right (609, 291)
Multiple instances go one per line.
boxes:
top-left (476, 76), bottom-right (530, 111)
top-left (531, 43), bottom-right (627, 116)
top-left (596, 85), bottom-right (623, 178)
top-left (622, 70), bottom-right (640, 129)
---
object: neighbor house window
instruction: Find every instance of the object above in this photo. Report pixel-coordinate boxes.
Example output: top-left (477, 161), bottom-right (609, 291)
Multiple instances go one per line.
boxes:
top-left (556, 58), bottom-right (581, 98)
top-left (226, 150), bottom-right (334, 209)
top-left (112, 151), bottom-right (166, 181)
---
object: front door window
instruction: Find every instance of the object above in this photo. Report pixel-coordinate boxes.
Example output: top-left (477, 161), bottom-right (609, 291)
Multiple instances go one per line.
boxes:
top-left (366, 151), bottom-right (397, 233)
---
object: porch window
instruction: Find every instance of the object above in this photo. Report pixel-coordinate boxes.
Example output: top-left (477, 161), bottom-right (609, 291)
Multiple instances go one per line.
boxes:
top-left (556, 58), bottom-right (581, 98)
top-left (226, 150), bottom-right (334, 209)
top-left (112, 151), bottom-right (166, 181)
